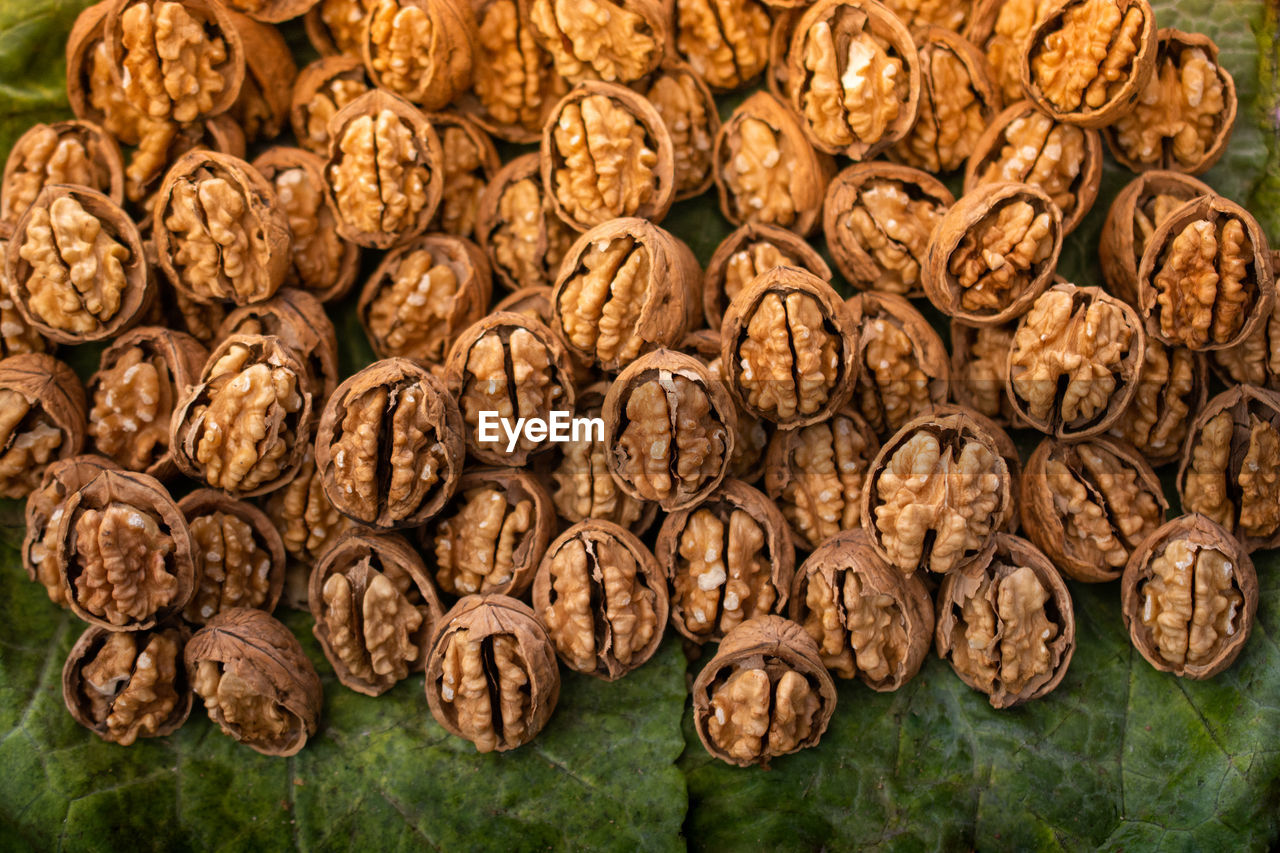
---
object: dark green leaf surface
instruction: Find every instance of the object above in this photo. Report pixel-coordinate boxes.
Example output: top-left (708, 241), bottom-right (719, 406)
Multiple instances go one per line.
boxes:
top-left (0, 0), bottom-right (1278, 849)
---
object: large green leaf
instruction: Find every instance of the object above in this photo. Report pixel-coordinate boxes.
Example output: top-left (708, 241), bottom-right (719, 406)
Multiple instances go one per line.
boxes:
top-left (0, 0), bottom-right (1278, 849)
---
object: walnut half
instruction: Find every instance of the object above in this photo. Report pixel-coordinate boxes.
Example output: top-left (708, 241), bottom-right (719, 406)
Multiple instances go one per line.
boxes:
top-left (179, 488), bottom-right (285, 625)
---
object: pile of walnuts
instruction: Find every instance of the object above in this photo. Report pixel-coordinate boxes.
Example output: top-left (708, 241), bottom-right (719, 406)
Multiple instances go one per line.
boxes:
top-left (1, 0), bottom-right (1270, 766)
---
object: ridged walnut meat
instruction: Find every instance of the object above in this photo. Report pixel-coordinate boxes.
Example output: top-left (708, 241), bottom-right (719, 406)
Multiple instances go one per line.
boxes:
top-left (87, 326), bottom-right (207, 478)
top-left (644, 64), bottom-right (720, 200)
top-left (682, 330), bottom-right (771, 484)
top-left (476, 153), bottom-right (575, 291)
top-left (863, 411), bottom-right (1013, 575)
top-left (324, 90), bottom-right (444, 249)
top-left (153, 150), bottom-right (291, 306)
top-left (358, 233), bottom-right (492, 363)
top-left (532, 520), bottom-right (668, 679)
top-left (1110, 339), bottom-right (1206, 466)
top-left (0, 120), bottom-right (123, 235)
top-left (422, 469), bottom-right (554, 598)
top-left (671, 0), bottom-right (771, 91)
top-left (982, 0), bottom-right (1055, 103)
top-left (964, 100), bottom-right (1102, 234)
top-left (713, 91), bottom-right (834, 236)
top-left (784, 0), bottom-right (920, 160)
top-left (424, 112), bottom-right (499, 238)
top-left (309, 528), bottom-right (445, 696)
top-left (950, 319), bottom-right (1021, 425)
top-left (305, 0), bottom-right (376, 56)
top-left (527, 0), bottom-right (667, 84)
top-left (1006, 283), bottom-right (1145, 438)
top-left (923, 182), bottom-right (1062, 325)
top-left (719, 267), bottom-right (858, 428)
top-left (691, 615), bottom-right (836, 767)
top-left (289, 56), bottom-right (371, 157)
top-left (551, 218), bottom-right (701, 372)
top-left (1021, 436), bottom-right (1166, 582)
top-left (1120, 514), bottom-right (1256, 679)
top-left (7, 185), bottom-right (150, 344)
top-left (23, 455), bottom-right (119, 607)
top-left (62, 623), bottom-right (192, 745)
top-left (1178, 385), bottom-right (1280, 551)
top-left (1021, 0), bottom-right (1157, 127)
top-left (218, 288), bottom-right (341, 405)
top-left (927, 401), bottom-right (1024, 537)
top-left (425, 595), bottom-right (560, 753)
top-left (1137, 195), bottom-right (1274, 352)
top-left (935, 533), bottom-right (1075, 708)
top-left (362, 0), bottom-right (478, 111)
top-left (186, 607), bottom-right (323, 756)
top-left (315, 358), bottom-right (464, 529)
top-left (261, 439), bottom-right (356, 565)
top-left (179, 489), bottom-right (285, 625)
top-left (541, 83), bottom-right (676, 231)
top-left (702, 224), bottom-right (832, 331)
top-left (66, 3), bottom-right (152, 148)
top-left (789, 528), bottom-right (932, 689)
top-left (879, 0), bottom-right (979, 32)
top-left (53, 468), bottom-right (195, 630)
top-left (655, 479), bottom-right (795, 642)
top-left (847, 291), bottom-right (950, 436)
top-left (1106, 30), bottom-right (1237, 175)
top-left (823, 162), bottom-right (953, 298)
top-left (0, 353), bottom-right (87, 499)
top-left (603, 349), bottom-right (736, 511)
top-left (0, 246), bottom-right (50, 359)
top-left (122, 114), bottom-right (247, 214)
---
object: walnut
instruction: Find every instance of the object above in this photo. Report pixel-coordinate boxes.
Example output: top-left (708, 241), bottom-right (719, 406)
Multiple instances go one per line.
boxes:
top-left (644, 64), bottom-right (720, 200)
top-left (784, 0), bottom-right (920, 159)
top-left (764, 8), bottom-right (801, 100)
top-left (1106, 30), bottom-right (1237, 174)
top-left (67, 3), bottom-right (153, 146)
top-left (671, 0), bottom-right (770, 91)
top-left (358, 233), bottom-right (492, 364)
top-left (62, 624), bottom-right (192, 745)
top-left (527, 0), bottom-right (666, 84)
top-left (171, 335), bottom-right (315, 498)
top-left (1023, 0), bottom-right (1156, 126)
top-left (982, 0), bottom-right (1055, 103)
top-left (123, 114), bottom-right (247, 215)
top-left (880, 0), bottom-right (976, 32)
top-left (923, 182), bottom-right (1062, 324)
top-left (551, 218), bottom-right (701, 372)
top-left (927, 401), bottom-right (1024, 536)
top-left (309, 528), bottom-right (445, 695)
top-left (7, 185), bottom-right (150, 343)
top-left (179, 489), bottom-right (285, 625)
top-left (1007, 283), bottom-right (1144, 437)
top-left (324, 90), bottom-right (444, 249)
top-left (0, 121), bottom-right (123, 235)
top-left (823, 162), bottom-right (952, 298)
top-left (533, 520), bottom-right (668, 679)
top-left (425, 595), bottom-right (560, 752)
top-left (691, 616), bottom-right (836, 766)
top-left (261, 439), bottom-right (356, 565)
top-left (315, 358), bottom-right (464, 529)
top-left (225, 10), bottom-right (296, 141)
top-left (935, 533), bottom-right (1075, 708)
top-left (847, 291), bottom-right (951, 436)
top-left (703, 224), bottom-right (832, 331)
top-left (682, 330), bottom-right (772, 484)
top-left (1021, 436), bottom-right (1166, 582)
top-left (720, 267), bottom-right (858, 428)
top-left (420, 113), bottom-right (499, 238)
top-left (219, 290), bottom-right (342, 407)
top-left (476, 153), bottom-right (576, 291)
top-left (950, 319), bottom-right (1021, 425)
top-left (0, 353), bottom-right (88, 499)
top-left (87, 326), bottom-right (207, 478)
top-left (0, 247), bottom-right (51, 358)
top-left (23, 455), bottom-right (120, 607)
top-left (1138, 195), bottom-right (1274, 352)
top-left (790, 528), bottom-right (933, 689)
top-left (54, 468), bottom-right (196, 630)
top-left (1178, 385), bottom-right (1280, 551)
top-left (186, 608), bottom-right (323, 756)
top-left (104, 0), bottom-right (245, 124)
top-left (965, 101), bottom-right (1102, 233)
top-left (305, 0), bottom-right (376, 56)
top-left (364, 0), bottom-right (478, 110)
top-left (289, 57), bottom-right (371, 156)
top-left (713, 91), bottom-right (834, 237)
top-left (1121, 514), bottom-right (1257, 679)
top-left (655, 479), bottom-right (795, 642)
top-left (542, 83), bottom-right (676, 231)
top-left (1111, 339), bottom-right (1206, 466)
top-left (864, 411), bottom-right (1013, 575)
top-left (153, 150), bottom-right (291, 306)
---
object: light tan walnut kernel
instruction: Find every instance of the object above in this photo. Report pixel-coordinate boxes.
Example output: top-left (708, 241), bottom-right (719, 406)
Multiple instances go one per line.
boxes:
top-left (291, 58), bottom-right (370, 156)
top-left (850, 293), bottom-right (950, 436)
top-left (951, 321), bottom-right (1020, 424)
top-left (180, 492), bottom-right (283, 625)
top-left (312, 0), bottom-right (375, 55)
top-left (365, 0), bottom-right (477, 111)
top-left (477, 154), bottom-right (575, 290)
top-left (0, 355), bottom-right (87, 499)
top-left (673, 0), bottom-right (770, 91)
top-left (528, 0), bottom-right (665, 84)
top-left (1112, 340), bottom-right (1201, 464)
top-left (1, 122), bottom-right (122, 232)
top-left (985, 0), bottom-right (1055, 102)
top-left (847, 181), bottom-right (943, 294)
top-left (75, 504), bottom-right (178, 626)
top-left (65, 627), bottom-right (187, 745)
top-left (646, 67), bottom-right (718, 198)
top-left (262, 442), bottom-right (355, 564)
top-left (430, 121), bottom-right (497, 237)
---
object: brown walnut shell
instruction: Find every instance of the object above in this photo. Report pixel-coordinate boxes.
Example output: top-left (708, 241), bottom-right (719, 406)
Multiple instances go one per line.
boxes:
top-left (289, 56), bottom-right (372, 157)
top-left (764, 7), bottom-right (801, 99)
top-left (225, 9), bottom-right (297, 141)
top-left (935, 533), bottom-right (1075, 709)
top-left (424, 594), bottom-right (560, 753)
top-left (789, 528), bottom-right (933, 690)
top-left (1120, 514), bottom-right (1257, 679)
top-left (179, 488), bottom-right (286, 625)
top-left (949, 318), bottom-right (1022, 426)
top-left (1110, 338), bottom-right (1208, 467)
top-left (362, 0), bottom-right (478, 111)
top-left (475, 152), bottom-right (576, 292)
top-left (655, 478), bottom-right (795, 643)
top-left (217, 288), bottom-right (341, 405)
top-left (0, 120), bottom-right (125, 237)
top-left (23, 455), bottom-right (121, 607)
top-left (532, 520), bottom-right (669, 680)
top-left (690, 615), bottom-right (837, 767)
top-left (185, 607), bottom-right (323, 756)
top-left (309, 527), bottom-right (446, 696)
top-left (702, 223), bottom-right (831, 332)
top-left (424, 111), bottom-right (501, 238)
top-left (0, 353), bottom-right (88, 499)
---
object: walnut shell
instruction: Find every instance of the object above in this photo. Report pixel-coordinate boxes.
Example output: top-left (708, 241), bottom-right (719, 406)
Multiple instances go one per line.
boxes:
top-left (935, 533), bottom-right (1076, 709)
top-left (225, 9), bottom-right (297, 141)
top-left (424, 594), bottom-right (561, 753)
top-left (789, 528), bottom-right (933, 690)
top-left (289, 56), bottom-right (371, 157)
top-left (309, 527), bottom-right (446, 696)
top-left (23, 454), bottom-right (121, 608)
top-left (186, 607), bottom-right (323, 756)
top-left (0, 120), bottom-right (125, 238)
top-left (362, 0), bottom-right (478, 111)
top-left (702, 223), bottom-right (831, 331)
top-left (0, 353), bottom-right (88, 499)
top-left (225, 0), bottom-right (321, 23)
top-left (690, 615), bottom-right (837, 767)
top-left (475, 152), bottom-right (576, 292)
top-left (179, 488), bottom-right (286, 625)
top-left (531, 520), bottom-right (669, 680)
top-left (655, 478), bottom-right (796, 643)
top-left (217, 288), bottom-right (341, 405)
top-left (493, 286), bottom-right (554, 325)
top-left (1120, 514), bottom-right (1257, 679)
